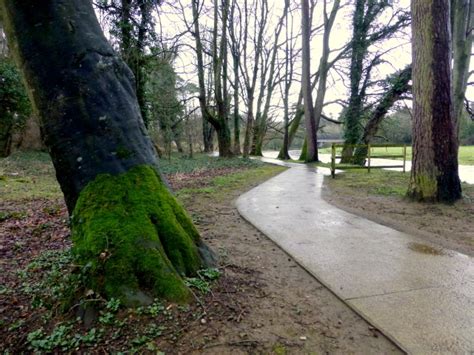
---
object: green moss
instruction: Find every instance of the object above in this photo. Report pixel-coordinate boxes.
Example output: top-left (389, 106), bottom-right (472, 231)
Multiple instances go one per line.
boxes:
top-left (408, 173), bottom-right (438, 201)
top-left (299, 138), bottom-right (307, 161)
top-left (71, 165), bottom-right (203, 304)
top-left (116, 145), bottom-right (133, 159)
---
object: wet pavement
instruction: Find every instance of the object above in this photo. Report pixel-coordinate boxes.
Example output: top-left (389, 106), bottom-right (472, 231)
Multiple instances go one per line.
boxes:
top-left (236, 160), bottom-right (474, 354)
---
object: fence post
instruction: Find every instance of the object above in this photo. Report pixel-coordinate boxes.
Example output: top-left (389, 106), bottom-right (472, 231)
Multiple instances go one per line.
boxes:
top-left (403, 145), bottom-right (407, 173)
top-left (331, 143), bottom-right (336, 178)
top-left (367, 144), bottom-right (371, 173)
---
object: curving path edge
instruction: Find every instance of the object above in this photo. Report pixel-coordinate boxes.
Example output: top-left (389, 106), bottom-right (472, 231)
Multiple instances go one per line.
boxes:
top-left (236, 159), bottom-right (474, 354)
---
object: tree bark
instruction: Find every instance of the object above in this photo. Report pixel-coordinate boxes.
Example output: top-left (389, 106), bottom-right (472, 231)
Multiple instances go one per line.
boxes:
top-left (409, 0), bottom-right (462, 202)
top-left (191, 0), bottom-right (232, 157)
top-left (312, 0), bottom-right (340, 141)
top-left (340, 0), bottom-right (365, 163)
top-left (1, 0), bottom-right (214, 304)
top-left (232, 53), bottom-right (241, 154)
top-left (241, 0), bottom-right (267, 158)
top-left (301, 0), bottom-right (318, 162)
top-left (452, 0), bottom-right (473, 140)
top-left (212, 0), bottom-right (233, 157)
top-left (229, 0), bottom-right (241, 155)
top-left (251, 2), bottom-right (288, 156)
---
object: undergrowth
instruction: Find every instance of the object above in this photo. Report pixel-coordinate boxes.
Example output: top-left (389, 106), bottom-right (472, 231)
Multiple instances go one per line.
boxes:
top-left (13, 248), bottom-right (221, 353)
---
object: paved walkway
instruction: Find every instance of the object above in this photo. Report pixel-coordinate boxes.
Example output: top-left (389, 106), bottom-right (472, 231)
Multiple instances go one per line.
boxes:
top-left (236, 159), bottom-right (474, 354)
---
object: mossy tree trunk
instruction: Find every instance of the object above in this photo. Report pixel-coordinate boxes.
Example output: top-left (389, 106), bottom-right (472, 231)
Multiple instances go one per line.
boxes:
top-left (409, 0), bottom-right (462, 202)
top-left (340, 0), bottom-right (366, 164)
top-left (0, 0), bottom-right (214, 304)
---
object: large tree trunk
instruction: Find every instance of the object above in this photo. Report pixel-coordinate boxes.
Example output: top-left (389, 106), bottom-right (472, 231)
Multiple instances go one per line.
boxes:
top-left (1, 0), bottom-right (214, 304)
top-left (301, 0), bottom-right (318, 162)
top-left (408, 0), bottom-right (462, 202)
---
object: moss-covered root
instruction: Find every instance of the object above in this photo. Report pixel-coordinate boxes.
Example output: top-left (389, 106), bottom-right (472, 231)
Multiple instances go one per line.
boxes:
top-left (71, 165), bottom-right (212, 305)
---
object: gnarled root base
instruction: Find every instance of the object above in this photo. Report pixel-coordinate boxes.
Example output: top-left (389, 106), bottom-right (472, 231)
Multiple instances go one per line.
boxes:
top-left (71, 165), bottom-right (214, 305)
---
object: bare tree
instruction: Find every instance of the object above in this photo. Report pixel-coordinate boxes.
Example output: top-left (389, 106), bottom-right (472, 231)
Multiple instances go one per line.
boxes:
top-left (191, 0), bottom-right (233, 156)
top-left (250, 1), bottom-right (289, 156)
top-left (228, 0), bottom-right (242, 154)
top-left (240, 0), bottom-right (269, 157)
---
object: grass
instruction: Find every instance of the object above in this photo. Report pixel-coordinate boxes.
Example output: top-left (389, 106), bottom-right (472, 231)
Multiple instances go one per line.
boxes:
top-left (327, 169), bottom-right (474, 199)
top-left (0, 151), bottom-right (268, 201)
top-left (176, 164), bottom-right (286, 202)
top-left (318, 145), bottom-right (474, 165)
top-left (159, 153), bottom-right (263, 174)
top-left (0, 151), bottom-right (61, 200)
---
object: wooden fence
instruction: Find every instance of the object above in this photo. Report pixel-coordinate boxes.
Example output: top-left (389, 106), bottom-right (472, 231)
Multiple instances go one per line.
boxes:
top-left (330, 144), bottom-right (407, 178)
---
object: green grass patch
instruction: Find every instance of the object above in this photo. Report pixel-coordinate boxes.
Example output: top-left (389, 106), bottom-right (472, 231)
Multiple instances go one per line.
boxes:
top-left (319, 145), bottom-right (474, 165)
top-left (176, 164), bottom-right (286, 202)
top-left (0, 151), bottom-right (62, 200)
top-left (328, 169), bottom-right (474, 199)
top-left (458, 146), bottom-right (474, 165)
top-left (159, 153), bottom-right (263, 174)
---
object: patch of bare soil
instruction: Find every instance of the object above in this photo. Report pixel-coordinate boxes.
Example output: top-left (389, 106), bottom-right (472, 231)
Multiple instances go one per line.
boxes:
top-left (321, 177), bottom-right (474, 257)
top-left (182, 179), bottom-right (401, 354)
top-left (1, 167), bottom-right (401, 354)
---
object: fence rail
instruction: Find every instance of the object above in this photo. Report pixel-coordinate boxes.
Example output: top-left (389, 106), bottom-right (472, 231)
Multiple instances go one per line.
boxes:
top-left (330, 144), bottom-right (407, 178)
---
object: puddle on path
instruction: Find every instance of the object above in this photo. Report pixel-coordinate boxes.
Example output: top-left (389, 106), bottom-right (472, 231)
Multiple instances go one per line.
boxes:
top-left (408, 242), bottom-right (450, 256)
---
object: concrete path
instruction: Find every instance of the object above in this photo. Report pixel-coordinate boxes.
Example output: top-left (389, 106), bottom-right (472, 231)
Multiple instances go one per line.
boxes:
top-left (263, 150), bottom-right (474, 184)
top-left (236, 160), bottom-right (474, 354)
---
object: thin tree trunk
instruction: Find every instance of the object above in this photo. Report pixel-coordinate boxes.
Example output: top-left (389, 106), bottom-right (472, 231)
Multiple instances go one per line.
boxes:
top-left (232, 53), bottom-right (241, 154)
top-left (301, 0), bottom-right (318, 162)
top-left (191, 0), bottom-right (231, 156)
top-left (353, 66), bottom-right (412, 165)
top-left (313, 0), bottom-right (340, 134)
top-left (242, 0), bottom-right (267, 158)
top-left (408, 0), bottom-right (461, 202)
top-left (452, 0), bottom-right (473, 140)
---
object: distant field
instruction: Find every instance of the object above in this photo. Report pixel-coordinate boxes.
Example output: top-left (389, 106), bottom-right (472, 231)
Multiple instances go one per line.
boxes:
top-left (319, 145), bottom-right (474, 165)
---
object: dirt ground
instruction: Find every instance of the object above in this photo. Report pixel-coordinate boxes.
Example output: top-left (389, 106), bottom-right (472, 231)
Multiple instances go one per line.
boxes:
top-left (322, 175), bottom-right (474, 257)
top-left (179, 173), bottom-right (401, 354)
top-left (1, 163), bottom-right (402, 354)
